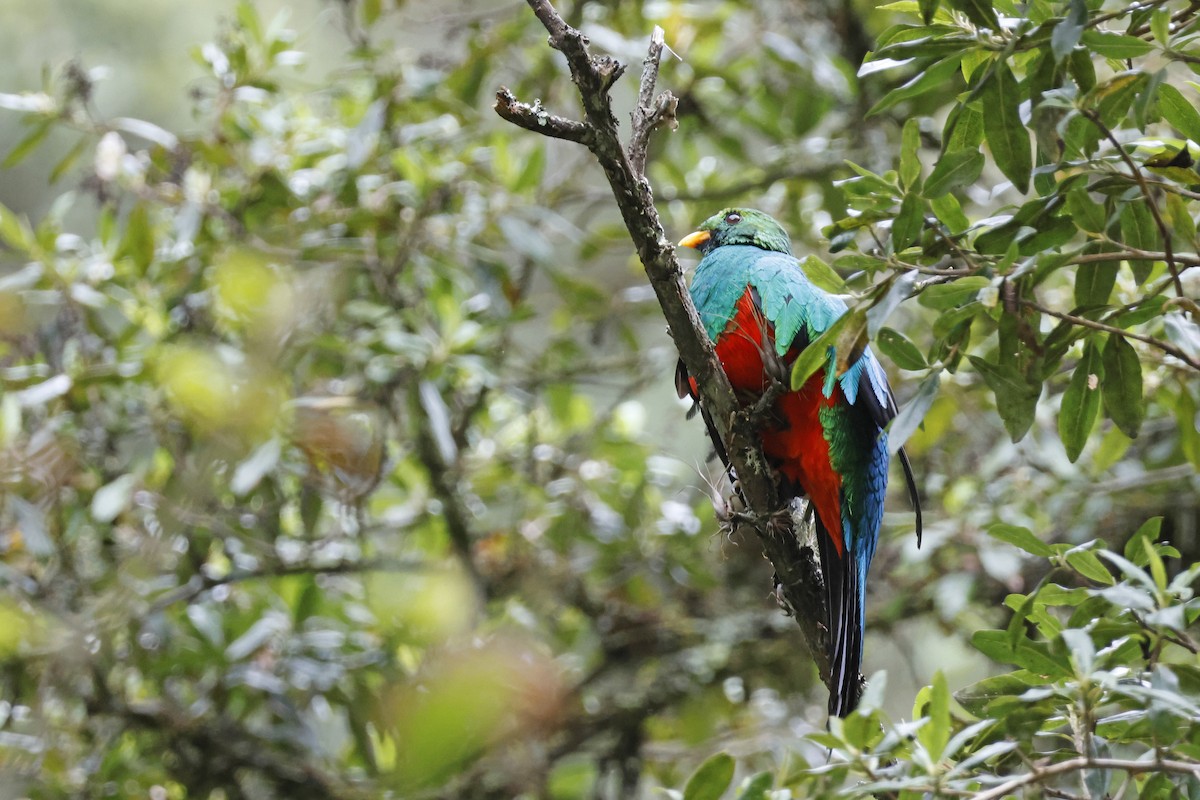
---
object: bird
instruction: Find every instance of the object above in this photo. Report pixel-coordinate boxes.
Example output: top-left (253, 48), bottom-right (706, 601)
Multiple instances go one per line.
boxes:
top-left (675, 207), bottom-right (921, 717)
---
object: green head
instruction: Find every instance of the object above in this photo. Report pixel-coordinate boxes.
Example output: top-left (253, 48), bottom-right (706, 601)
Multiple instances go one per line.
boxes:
top-left (678, 208), bottom-right (793, 256)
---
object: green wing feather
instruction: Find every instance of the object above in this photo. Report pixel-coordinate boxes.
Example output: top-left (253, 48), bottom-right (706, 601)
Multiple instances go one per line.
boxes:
top-left (691, 246), bottom-right (847, 358)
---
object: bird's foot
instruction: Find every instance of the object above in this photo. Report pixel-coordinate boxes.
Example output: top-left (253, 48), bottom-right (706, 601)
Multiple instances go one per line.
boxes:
top-left (771, 575), bottom-right (796, 617)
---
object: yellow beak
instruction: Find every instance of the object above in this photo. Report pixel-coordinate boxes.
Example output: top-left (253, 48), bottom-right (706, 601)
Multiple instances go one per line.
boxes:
top-left (677, 230), bottom-right (711, 249)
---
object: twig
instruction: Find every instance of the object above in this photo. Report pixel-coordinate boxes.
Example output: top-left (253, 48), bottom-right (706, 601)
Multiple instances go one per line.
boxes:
top-left (1019, 297), bottom-right (1200, 370)
top-left (973, 756), bottom-right (1200, 800)
top-left (493, 87), bottom-right (593, 145)
top-left (149, 556), bottom-right (429, 612)
top-left (1082, 109), bottom-right (1186, 301)
top-left (495, 0), bottom-right (837, 691)
top-left (410, 383), bottom-right (491, 599)
top-left (628, 26), bottom-right (678, 176)
top-left (1085, 0), bottom-right (1174, 29)
top-left (1129, 0), bottom-right (1200, 37)
top-left (1067, 248), bottom-right (1200, 267)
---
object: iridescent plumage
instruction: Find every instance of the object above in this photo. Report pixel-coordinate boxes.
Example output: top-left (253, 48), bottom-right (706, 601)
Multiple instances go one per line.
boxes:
top-left (676, 208), bottom-right (921, 717)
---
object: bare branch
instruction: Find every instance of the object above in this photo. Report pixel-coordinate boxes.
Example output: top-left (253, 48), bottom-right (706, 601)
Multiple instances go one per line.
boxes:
top-left (628, 26), bottom-right (678, 176)
top-left (493, 87), bottom-right (593, 145)
top-left (1068, 248), bottom-right (1200, 267)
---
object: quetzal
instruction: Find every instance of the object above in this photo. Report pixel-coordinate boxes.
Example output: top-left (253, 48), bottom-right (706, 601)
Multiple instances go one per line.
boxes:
top-left (675, 208), bottom-right (921, 717)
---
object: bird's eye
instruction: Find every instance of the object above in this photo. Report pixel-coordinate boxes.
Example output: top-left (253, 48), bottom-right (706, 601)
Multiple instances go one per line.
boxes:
top-left (725, 212), bottom-right (742, 224)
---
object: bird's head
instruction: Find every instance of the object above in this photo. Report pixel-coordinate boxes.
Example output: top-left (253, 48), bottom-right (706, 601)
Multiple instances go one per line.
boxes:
top-left (678, 208), bottom-right (792, 256)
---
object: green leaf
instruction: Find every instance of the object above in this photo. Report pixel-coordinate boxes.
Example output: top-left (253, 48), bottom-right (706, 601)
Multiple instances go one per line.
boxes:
top-left (946, 105), bottom-right (984, 152)
top-left (1006, 589), bottom-right (1039, 653)
top-left (3, 120), bottom-right (52, 169)
top-left (982, 61), bottom-right (1032, 193)
top-left (1176, 385), bottom-right (1200, 470)
top-left (866, 271), bottom-right (917, 337)
top-left (735, 772), bottom-right (773, 800)
top-left (923, 148), bottom-right (984, 197)
top-left (1093, 425), bottom-right (1132, 471)
top-left (1151, 8), bottom-right (1170, 45)
top-left (1064, 546), bottom-right (1114, 585)
top-left (49, 137), bottom-right (90, 184)
top-left (361, 0), bottom-right (382, 26)
top-left (0, 201), bottom-right (35, 253)
top-left (971, 630), bottom-right (1071, 676)
top-left (988, 523), bottom-right (1054, 557)
top-left (900, 117), bottom-right (922, 190)
top-left (1125, 517), bottom-right (1163, 566)
top-left (1074, 262), bottom-right (1117, 307)
top-left (1051, 0), bottom-right (1088, 63)
top-left (931, 301), bottom-right (980, 339)
top-left (946, 0), bottom-right (998, 29)
top-left (1101, 334), bottom-right (1144, 438)
top-left (887, 370), bottom-right (941, 454)
top-left (797, 254), bottom-right (847, 294)
top-left (918, 276), bottom-right (990, 310)
top-left (968, 355), bottom-right (1042, 442)
top-left (1166, 192), bottom-right (1195, 242)
top-left (1037, 583), bottom-right (1091, 607)
top-left (876, 327), bottom-right (927, 370)
top-left (955, 670), bottom-right (1045, 716)
top-left (1156, 84), bottom-right (1200, 143)
top-left (842, 160), bottom-right (897, 195)
top-left (917, 671), bottom-right (950, 761)
top-left (1119, 201), bottom-right (1160, 285)
top-left (514, 143), bottom-right (546, 192)
top-left (790, 308), bottom-right (867, 391)
top-left (834, 254), bottom-right (889, 273)
top-left (919, 0), bottom-right (938, 25)
top-left (1060, 628), bottom-right (1095, 674)
top-left (1096, 72), bottom-right (1146, 118)
top-left (117, 203), bottom-right (156, 273)
top-left (930, 192), bottom-right (970, 233)
top-left (684, 753), bottom-right (735, 800)
top-left (235, 0), bottom-right (262, 40)
top-left (1080, 30), bottom-right (1154, 60)
top-left (1064, 189), bottom-right (1107, 235)
top-left (1143, 537), bottom-right (1168, 591)
top-left (1059, 339), bottom-right (1104, 462)
top-left (868, 56), bottom-right (963, 117)
top-left (892, 191), bottom-right (924, 249)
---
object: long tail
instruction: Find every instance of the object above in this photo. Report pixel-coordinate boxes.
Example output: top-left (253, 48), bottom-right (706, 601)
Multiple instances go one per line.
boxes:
top-left (815, 514), bottom-right (864, 717)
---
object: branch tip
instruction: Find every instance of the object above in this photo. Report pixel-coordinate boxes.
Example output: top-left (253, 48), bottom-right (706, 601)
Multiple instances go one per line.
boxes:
top-left (493, 86), bottom-right (593, 145)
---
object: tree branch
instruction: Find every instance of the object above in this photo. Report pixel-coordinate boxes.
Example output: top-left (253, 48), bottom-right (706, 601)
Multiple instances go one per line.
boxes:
top-left (493, 87), bottom-right (593, 145)
top-left (974, 756), bottom-right (1200, 800)
top-left (1019, 297), bottom-right (1200, 371)
top-left (628, 25), bottom-right (678, 176)
top-left (495, 0), bottom-right (836, 693)
top-left (149, 556), bottom-right (430, 613)
top-left (1083, 109), bottom-right (1187, 302)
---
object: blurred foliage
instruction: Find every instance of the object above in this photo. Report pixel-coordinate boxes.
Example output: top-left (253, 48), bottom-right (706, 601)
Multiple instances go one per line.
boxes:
top-left (0, 0), bottom-right (1196, 798)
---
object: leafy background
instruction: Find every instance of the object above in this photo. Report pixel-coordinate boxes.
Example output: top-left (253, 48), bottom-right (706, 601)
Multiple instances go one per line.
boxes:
top-left (0, 0), bottom-right (1196, 798)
